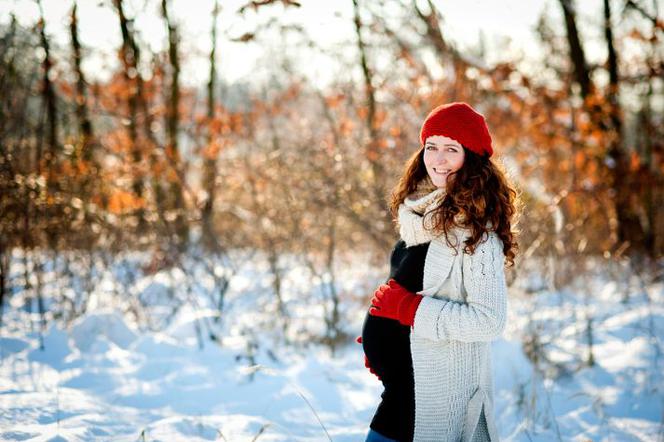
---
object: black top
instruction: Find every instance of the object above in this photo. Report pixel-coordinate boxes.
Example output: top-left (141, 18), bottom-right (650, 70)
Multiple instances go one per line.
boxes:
top-left (361, 239), bottom-right (430, 442)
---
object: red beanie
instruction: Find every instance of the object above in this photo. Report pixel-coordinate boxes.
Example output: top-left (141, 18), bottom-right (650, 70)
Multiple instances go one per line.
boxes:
top-left (419, 102), bottom-right (493, 157)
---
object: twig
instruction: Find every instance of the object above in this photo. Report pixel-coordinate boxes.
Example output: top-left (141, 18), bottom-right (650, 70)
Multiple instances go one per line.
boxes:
top-left (243, 364), bottom-right (333, 441)
top-left (250, 423), bottom-right (271, 442)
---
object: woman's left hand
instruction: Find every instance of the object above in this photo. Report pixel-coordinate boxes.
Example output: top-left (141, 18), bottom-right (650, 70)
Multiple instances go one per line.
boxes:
top-left (369, 279), bottom-right (423, 327)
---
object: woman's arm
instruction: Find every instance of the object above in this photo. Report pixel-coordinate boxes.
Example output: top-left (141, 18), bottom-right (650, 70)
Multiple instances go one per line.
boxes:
top-left (411, 232), bottom-right (507, 342)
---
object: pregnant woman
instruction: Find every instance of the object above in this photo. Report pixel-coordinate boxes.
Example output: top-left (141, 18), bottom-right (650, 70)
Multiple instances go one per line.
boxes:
top-left (360, 102), bottom-right (518, 441)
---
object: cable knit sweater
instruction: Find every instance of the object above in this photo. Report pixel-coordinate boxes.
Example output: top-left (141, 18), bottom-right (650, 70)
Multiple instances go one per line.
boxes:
top-left (397, 181), bottom-right (506, 442)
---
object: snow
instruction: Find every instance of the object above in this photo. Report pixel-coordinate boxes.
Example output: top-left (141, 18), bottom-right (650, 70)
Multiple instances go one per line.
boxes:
top-left (1, 252), bottom-right (663, 441)
top-left (70, 311), bottom-right (138, 352)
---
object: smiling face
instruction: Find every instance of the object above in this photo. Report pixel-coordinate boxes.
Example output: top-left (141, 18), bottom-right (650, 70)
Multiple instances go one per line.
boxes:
top-left (423, 135), bottom-right (466, 189)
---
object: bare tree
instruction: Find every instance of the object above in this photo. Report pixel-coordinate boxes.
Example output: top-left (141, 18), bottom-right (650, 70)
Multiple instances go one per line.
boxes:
top-left (69, 1), bottom-right (94, 162)
top-left (558, 0), bottom-right (592, 98)
top-left (202, 0), bottom-right (221, 246)
top-left (36, 0), bottom-right (58, 174)
top-left (557, 0), bottom-right (648, 254)
top-left (351, 0), bottom-right (394, 241)
top-left (113, 0), bottom-right (147, 229)
top-left (161, 0), bottom-right (189, 251)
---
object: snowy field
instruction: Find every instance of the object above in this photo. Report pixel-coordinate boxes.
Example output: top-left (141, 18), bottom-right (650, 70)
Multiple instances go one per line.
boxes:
top-left (1, 250), bottom-right (663, 441)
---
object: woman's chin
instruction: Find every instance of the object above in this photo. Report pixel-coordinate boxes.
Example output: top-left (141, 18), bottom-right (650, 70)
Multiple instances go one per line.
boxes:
top-left (427, 174), bottom-right (446, 188)
top-left (432, 179), bottom-right (447, 189)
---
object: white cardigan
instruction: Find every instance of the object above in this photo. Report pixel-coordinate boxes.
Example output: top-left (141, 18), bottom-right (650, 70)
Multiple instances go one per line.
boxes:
top-left (398, 187), bottom-right (506, 442)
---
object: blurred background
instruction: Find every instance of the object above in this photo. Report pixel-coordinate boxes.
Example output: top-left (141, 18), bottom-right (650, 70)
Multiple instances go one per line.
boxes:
top-left (0, 0), bottom-right (663, 440)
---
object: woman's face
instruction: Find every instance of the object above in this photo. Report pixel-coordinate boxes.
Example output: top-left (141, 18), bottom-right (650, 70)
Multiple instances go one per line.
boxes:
top-left (423, 135), bottom-right (465, 189)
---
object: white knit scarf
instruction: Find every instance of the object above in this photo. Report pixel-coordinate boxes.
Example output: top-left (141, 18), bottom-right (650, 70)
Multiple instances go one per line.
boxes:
top-left (398, 175), bottom-right (474, 248)
top-left (397, 177), bottom-right (446, 247)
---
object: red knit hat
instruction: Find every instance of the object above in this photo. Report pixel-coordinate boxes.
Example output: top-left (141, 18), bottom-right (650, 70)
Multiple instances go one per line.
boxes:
top-left (419, 102), bottom-right (493, 157)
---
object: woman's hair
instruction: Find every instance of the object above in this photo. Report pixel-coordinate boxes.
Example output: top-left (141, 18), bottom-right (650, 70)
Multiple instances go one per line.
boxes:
top-left (389, 146), bottom-right (519, 267)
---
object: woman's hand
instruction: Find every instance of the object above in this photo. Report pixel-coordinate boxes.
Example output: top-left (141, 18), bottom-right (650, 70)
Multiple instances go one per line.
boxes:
top-left (356, 336), bottom-right (381, 381)
top-left (369, 279), bottom-right (423, 327)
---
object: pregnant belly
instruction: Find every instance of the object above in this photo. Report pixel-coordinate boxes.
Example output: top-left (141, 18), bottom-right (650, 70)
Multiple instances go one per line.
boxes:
top-left (361, 310), bottom-right (412, 381)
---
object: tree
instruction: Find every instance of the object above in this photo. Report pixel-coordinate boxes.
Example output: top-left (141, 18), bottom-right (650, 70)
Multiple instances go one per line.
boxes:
top-left (161, 0), bottom-right (189, 251)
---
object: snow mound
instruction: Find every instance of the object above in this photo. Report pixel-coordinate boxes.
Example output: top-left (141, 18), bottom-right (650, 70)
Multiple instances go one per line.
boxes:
top-left (131, 333), bottom-right (182, 357)
top-left (140, 280), bottom-right (175, 306)
top-left (70, 310), bottom-right (137, 352)
top-left (27, 324), bottom-right (76, 369)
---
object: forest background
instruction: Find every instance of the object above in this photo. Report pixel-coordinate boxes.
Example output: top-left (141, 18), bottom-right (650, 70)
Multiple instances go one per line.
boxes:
top-left (0, 0), bottom-right (663, 439)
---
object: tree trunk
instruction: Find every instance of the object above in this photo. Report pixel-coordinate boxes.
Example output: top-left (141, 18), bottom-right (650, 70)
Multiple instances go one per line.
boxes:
top-left (113, 0), bottom-right (146, 230)
top-left (161, 0), bottom-right (189, 251)
top-left (36, 0), bottom-right (58, 170)
top-left (324, 217), bottom-right (340, 346)
top-left (558, 0), bottom-right (592, 98)
top-left (37, 0), bottom-right (61, 249)
top-left (69, 2), bottom-right (94, 162)
top-left (202, 0), bottom-right (220, 247)
top-left (602, 0), bottom-right (647, 254)
top-left (351, 0), bottom-right (392, 237)
top-left (558, 0), bottom-right (648, 255)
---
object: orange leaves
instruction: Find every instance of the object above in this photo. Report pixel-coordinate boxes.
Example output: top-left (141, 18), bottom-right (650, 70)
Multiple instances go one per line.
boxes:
top-left (376, 138), bottom-right (389, 149)
top-left (282, 82), bottom-right (301, 102)
top-left (108, 189), bottom-right (144, 214)
top-left (506, 94), bottom-right (524, 113)
top-left (201, 140), bottom-right (225, 160)
top-left (59, 157), bottom-right (94, 178)
top-left (339, 118), bottom-right (354, 136)
top-left (490, 62), bottom-right (515, 84)
top-left (373, 109), bottom-right (387, 129)
top-left (354, 106), bottom-right (386, 130)
top-left (553, 107), bottom-right (570, 123)
top-left (229, 113), bottom-right (244, 132)
top-left (588, 129), bottom-right (605, 148)
top-left (205, 116), bottom-right (229, 136)
top-left (202, 111), bottom-right (244, 137)
top-left (574, 150), bottom-right (585, 170)
top-left (389, 126), bottom-right (401, 138)
top-left (324, 93), bottom-right (345, 109)
top-left (150, 157), bottom-right (166, 176)
top-left (56, 80), bottom-right (74, 99)
top-left (630, 151), bottom-right (641, 172)
top-left (165, 168), bottom-right (179, 184)
top-left (366, 149), bottom-right (380, 162)
top-left (627, 28), bottom-right (648, 42)
top-left (397, 47), bottom-right (417, 69)
top-left (584, 158), bottom-right (599, 183)
top-left (103, 71), bottom-right (135, 103)
top-left (105, 129), bottom-right (133, 154)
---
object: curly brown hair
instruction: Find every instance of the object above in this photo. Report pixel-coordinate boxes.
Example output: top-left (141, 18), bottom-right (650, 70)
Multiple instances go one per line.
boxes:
top-left (389, 146), bottom-right (519, 267)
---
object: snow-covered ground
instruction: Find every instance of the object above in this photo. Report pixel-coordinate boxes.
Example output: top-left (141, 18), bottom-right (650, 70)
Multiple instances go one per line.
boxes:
top-left (1, 251), bottom-right (662, 441)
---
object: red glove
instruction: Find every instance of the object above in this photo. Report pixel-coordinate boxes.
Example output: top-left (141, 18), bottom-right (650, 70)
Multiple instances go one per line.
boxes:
top-left (369, 279), bottom-right (423, 327)
top-left (356, 336), bottom-right (381, 380)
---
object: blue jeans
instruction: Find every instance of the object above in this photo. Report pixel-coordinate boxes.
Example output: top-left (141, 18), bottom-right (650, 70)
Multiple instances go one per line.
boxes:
top-left (365, 428), bottom-right (398, 442)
